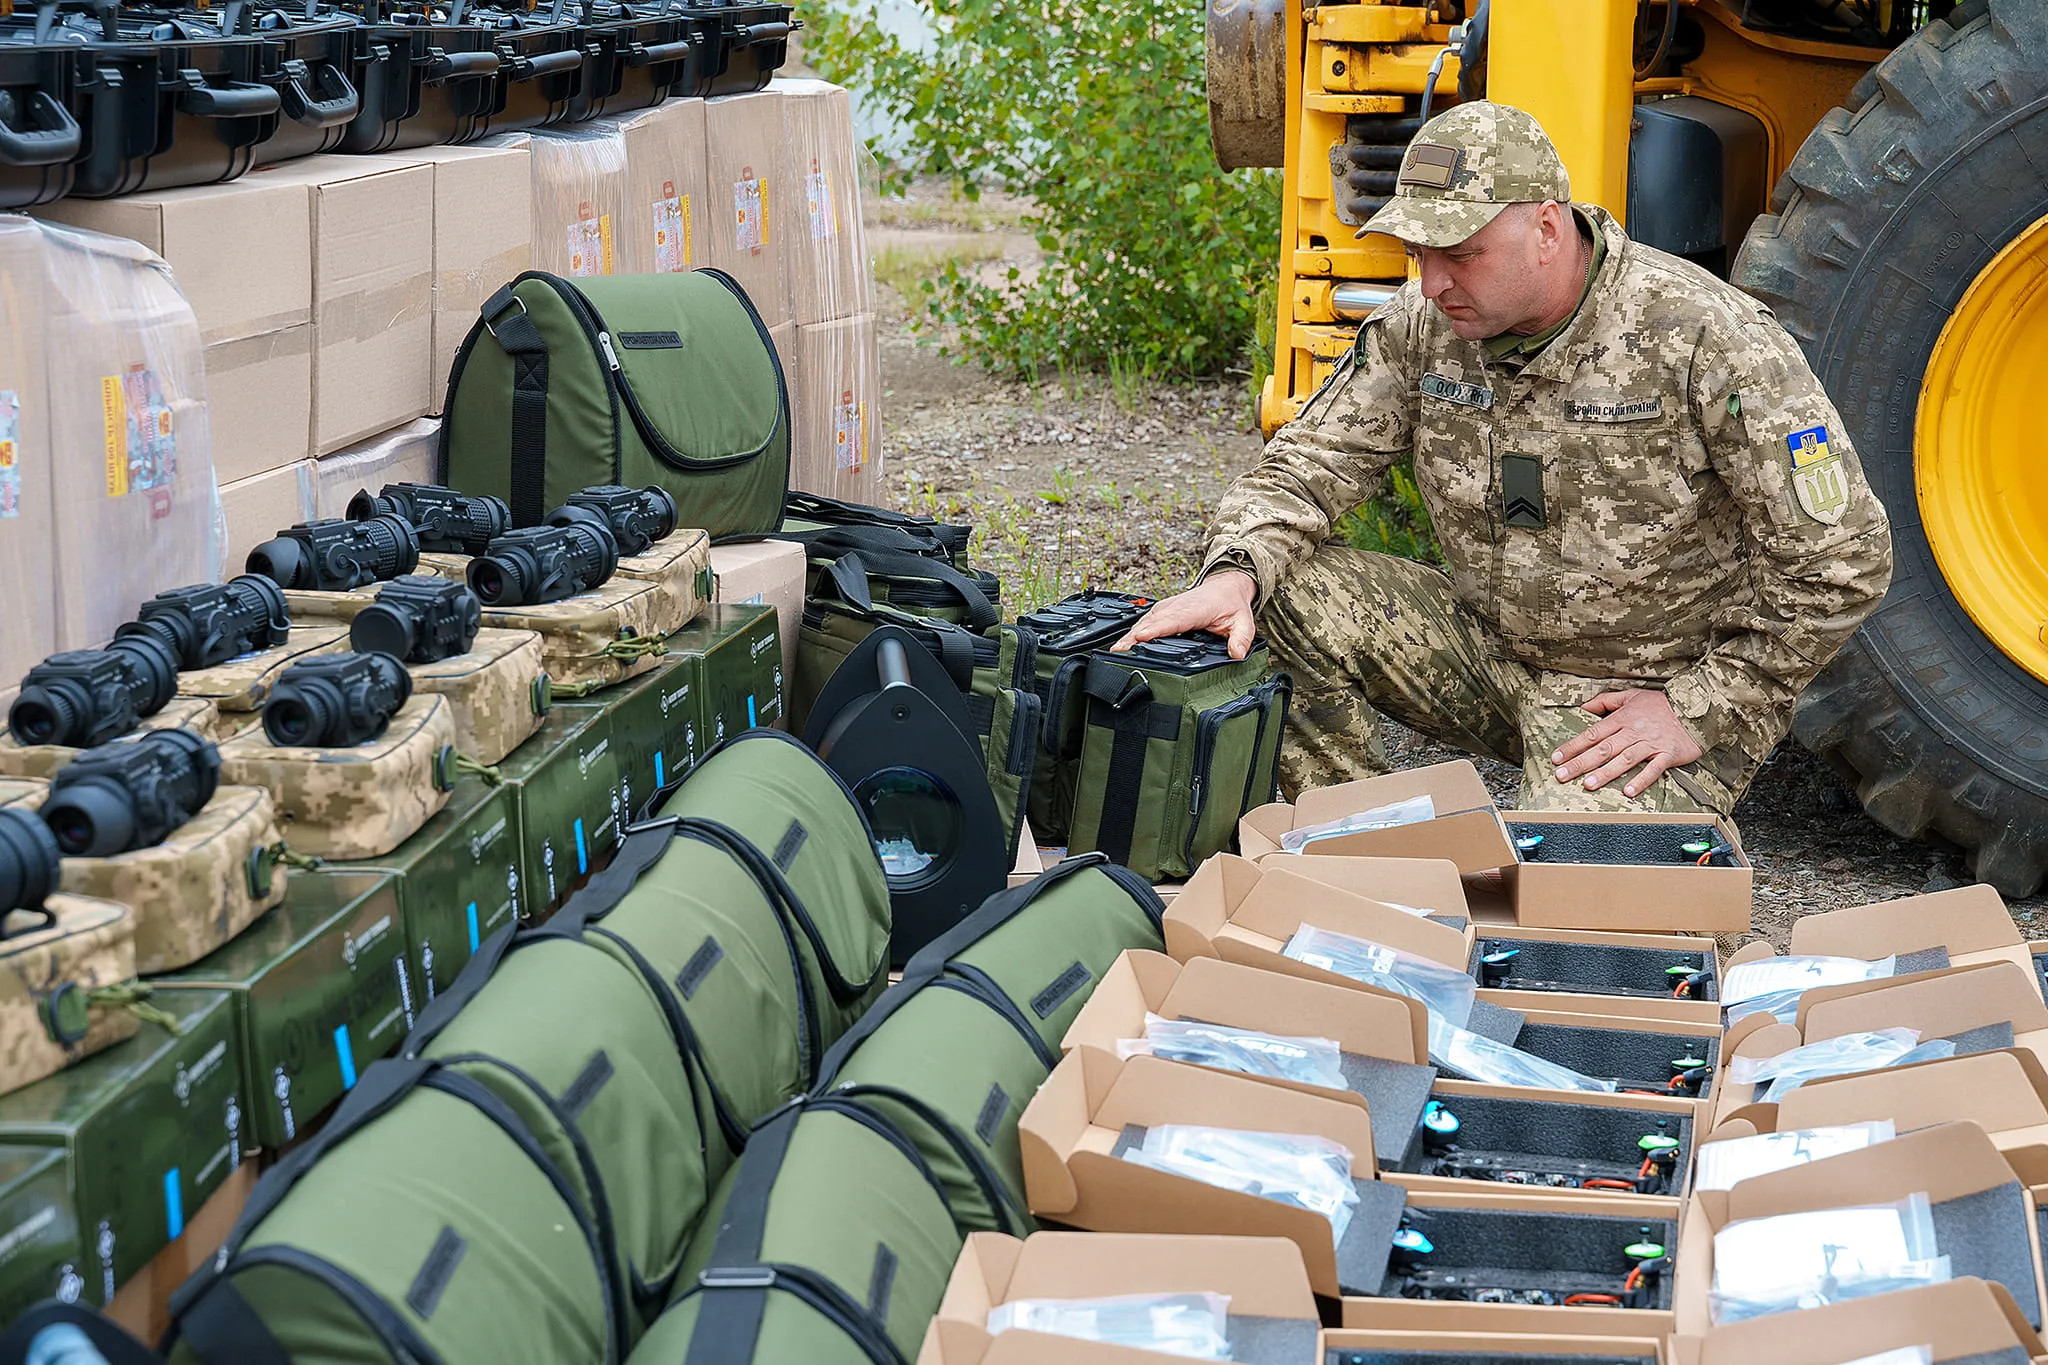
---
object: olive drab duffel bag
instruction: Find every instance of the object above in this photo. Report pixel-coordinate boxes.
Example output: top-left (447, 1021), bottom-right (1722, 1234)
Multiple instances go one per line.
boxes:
top-left (165, 1056), bottom-right (626, 1365)
top-left (631, 1096), bottom-right (965, 1365)
top-left (806, 855), bottom-right (1168, 1237)
top-left (439, 270), bottom-right (789, 539)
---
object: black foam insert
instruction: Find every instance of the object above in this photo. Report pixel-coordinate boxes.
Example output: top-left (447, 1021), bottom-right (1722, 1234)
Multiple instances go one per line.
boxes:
top-left (1110, 1125), bottom-right (1408, 1295)
top-left (1333, 1053), bottom-right (1438, 1165)
top-left (1510, 1022), bottom-right (1719, 1098)
top-left (1326, 1353), bottom-right (1657, 1365)
top-left (1896, 946), bottom-right (1952, 974)
top-left (1406, 1093), bottom-right (1692, 1194)
top-left (1469, 937), bottom-right (1717, 1002)
top-left (1229, 1315), bottom-right (1322, 1365)
top-left (1505, 820), bottom-right (1737, 867)
top-left (1934, 1183), bottom-right (2040, 1326)
top-left (1944, 1022), bottom-right (2018, 1055)
top-left (1467, 999), bottom-right (1527, 1045)
top-left (2035, 952), bottom-right (2048, 1005)
top-left (1376, 1206), bottom-right (1677, 1309)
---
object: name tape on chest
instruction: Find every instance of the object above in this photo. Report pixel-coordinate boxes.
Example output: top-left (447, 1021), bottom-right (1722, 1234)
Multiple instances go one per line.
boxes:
top-left (1420, 372), bottom-right (1494, 410)
top-left (1564, 396), bottom-right (1663, 423)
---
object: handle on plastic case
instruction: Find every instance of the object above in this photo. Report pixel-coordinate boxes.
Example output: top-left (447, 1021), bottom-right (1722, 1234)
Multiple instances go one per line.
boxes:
top-left (729, 20), bottom-right (790, 44)
top-left (177, 78), bottom-right (283, 119)
top-left (278, 58), bottom-right (360, 127)
top-left (426, 49), bottom-right (500, 81)
top-left (511, 49), bottom-right (584, 80)
top-left (626, 37), bottom-right (693, 66)
top-left (0, 90), bottom-right (81, 166)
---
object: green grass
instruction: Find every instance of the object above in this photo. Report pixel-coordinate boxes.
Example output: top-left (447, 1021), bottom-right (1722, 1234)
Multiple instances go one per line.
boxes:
top-left (868, 191), bottom-right (1027, 233)
top-left (871, 239), bottom-right (1006, 300)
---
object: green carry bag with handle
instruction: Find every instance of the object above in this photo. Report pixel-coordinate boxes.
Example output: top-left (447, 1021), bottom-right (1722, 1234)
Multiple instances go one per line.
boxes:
top-left (1063, 635), bottom-right (1292, 882)
top-left (439, 270), bottom-right (789, 538)
top-left (631, 1096), bottom-right (964, 1365)
top-left (808, 854), bottom-right (1167, 1236)
top-left (165, 1056), bottom-right (625, 1365)
top-left (778, 492), bottom-right (973, 567)
top-left (400, 925), bottom-right (721, 1341)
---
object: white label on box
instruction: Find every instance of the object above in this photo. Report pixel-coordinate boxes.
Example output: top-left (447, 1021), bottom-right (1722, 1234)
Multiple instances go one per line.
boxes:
top-left (653, 187), bottom-right (692, 273)
top-left (566, 213), bottom-right (615, 278)
top-left (806, 169), bottom-right (837, 241)
top-left (101, 367), bottom-right (176, 498)
top-left (834, 393), bottom-right (865, 470)
top-left (734, 174), bottom-right (766, 253)
top-left (0, 390), bottom-right (18, 518)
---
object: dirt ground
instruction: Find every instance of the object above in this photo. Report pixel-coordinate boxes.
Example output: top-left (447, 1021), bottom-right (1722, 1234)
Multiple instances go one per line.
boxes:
top-left (866, 185), bottom-right (2048, 946)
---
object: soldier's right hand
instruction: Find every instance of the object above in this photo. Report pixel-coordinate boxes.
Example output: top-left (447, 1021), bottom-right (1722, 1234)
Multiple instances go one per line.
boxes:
top-left (1111, 570), bottom-right (1259, 660)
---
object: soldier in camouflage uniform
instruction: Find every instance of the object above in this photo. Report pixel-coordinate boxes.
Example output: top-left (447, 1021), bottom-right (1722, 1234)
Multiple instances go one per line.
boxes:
top-left (1119, 102), bottom-right (1893, 815)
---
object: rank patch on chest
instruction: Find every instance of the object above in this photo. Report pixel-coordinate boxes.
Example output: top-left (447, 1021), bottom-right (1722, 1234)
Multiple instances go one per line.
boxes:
top-left (1786, 424), bottom-right (1849, 524)
top-left (1420, 372), bottom-right (1494, 409)
top-left (1564, 396), bottom-right (1662, 423)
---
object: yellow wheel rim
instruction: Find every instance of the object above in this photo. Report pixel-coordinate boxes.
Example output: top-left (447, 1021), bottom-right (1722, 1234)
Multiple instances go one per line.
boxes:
top-left (1917, 210), bottom-right (2048, 686)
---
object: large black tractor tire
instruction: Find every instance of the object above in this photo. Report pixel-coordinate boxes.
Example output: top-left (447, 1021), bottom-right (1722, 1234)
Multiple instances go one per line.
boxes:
top-left (1732, 0), bottom-right (2048, 896)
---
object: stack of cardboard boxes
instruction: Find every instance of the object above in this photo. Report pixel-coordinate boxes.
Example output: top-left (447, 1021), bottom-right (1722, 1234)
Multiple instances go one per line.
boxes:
top-left (915, 762), bottom-right (2048, 1365)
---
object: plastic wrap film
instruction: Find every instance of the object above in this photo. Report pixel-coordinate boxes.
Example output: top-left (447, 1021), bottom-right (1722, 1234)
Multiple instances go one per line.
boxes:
top-left (792, 312), bottom-right (883, 503)
top-left (217, 462), bottom-right (318, 571)
top-left (1726, 1027), bottom-right (1937, 1103)
top-left (1119, 1012), bottom-right (1346, 1088)
top-left (312, 418), bottom-right (442, 520)
top-left (776, 78), bottom-right (874, 326)
top-left (986, 1293), bottom-right (1233, 1359)
top-left (704, 88), bottom-right (790, 327)
top-left (1723, 954), bottom-right (1898, 1025)
top-left (1281, 924), bottom-right (1477, 1027)
top-left (0, 217), bottom-right (57, 684)
top-left (613, 99), bottom-right (710, 276)
top-left (40, 220), bottom-right (222, 652)
top-left (1709, 1195), bottom-right (1949, 1323)
top-left (1695, 1121), bottom-right (1897, 1192)
top-left (1121, 1125), bottom-right (1360, 1238)
top-left (529, 124), bottom-right (630, 280)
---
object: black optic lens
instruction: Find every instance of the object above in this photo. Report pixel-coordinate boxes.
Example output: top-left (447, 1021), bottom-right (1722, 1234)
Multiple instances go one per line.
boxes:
top-left (855, 766), bottom-right (963, 889)
top-left (0, 807), bottom-right (61, 911)
top-left (8, 693), bottom-right (66, 746)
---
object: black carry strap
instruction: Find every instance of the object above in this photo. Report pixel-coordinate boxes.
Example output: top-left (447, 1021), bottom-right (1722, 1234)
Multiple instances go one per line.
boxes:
top-left (776, 522), bottom-right (954, 563)
top-left (1080, 658), bottom-right (1181, 868)
top-left (681, 1103), bottom-right (803, 1365)
top-left (822, 551), bottom-right (999, 632)
top-left (0, 1302), bottom-right (165, 1365)
top-left (484, 285), bottom-right (551, 527)
top-left (401, 918), bottom-right (525, 1056)
top-left (170, 1271), bottom-right (300, 1365)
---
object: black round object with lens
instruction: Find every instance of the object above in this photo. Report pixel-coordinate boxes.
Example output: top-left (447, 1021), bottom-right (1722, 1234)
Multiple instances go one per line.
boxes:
top-left (350, 574), bottom-right (482, 663)
top-left (0, 807), bottom-right (61, 912)
top-left (41, 728), bottom-right (222, 857)
top-left (262, 651), bottom-right (412, 748)
top-left (246, 516), bottom-right (420, 591)
top-left (466, 521), bottom-right (619, 607)
top-left (551, 484), bottom-right (680, 557)
top-left (117, 575), bottom-right (291, 671)
top-left (7, 633), bottom-right (182, 749)
top-left (804, 626), bottom-right (1006, 964)
top-left (347, 482), bottom-right (512, 556)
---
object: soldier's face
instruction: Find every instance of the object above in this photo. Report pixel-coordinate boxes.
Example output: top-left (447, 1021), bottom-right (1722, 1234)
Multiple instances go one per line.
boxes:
top-left (1408, 202), bottom-right (1569, 341)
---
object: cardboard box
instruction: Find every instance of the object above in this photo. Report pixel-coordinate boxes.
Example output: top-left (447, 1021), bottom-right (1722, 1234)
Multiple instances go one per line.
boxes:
top-left (103, 1159), bottom-right (255, 1345)
top-left (1238, 761), bottom-right (1514, 874)
top-left (315, 776), bottom-right (521, 1005)
top-left (616, 98), bottom-right (709, 276)
top-left (1447, 999), bottom-right (1724, 1101)
top-left (529, 123), bottom-right (629, 280)
top-left (41, 220), bottom-right (222, 653)
top-left (310, 416), bottom-right (442, 520)
top-left (496, 707), bottom-right (624, 914)
top-left (1787, 884), bottom-right (2035, 985)
top-left (1250, 853), bottom-right (1470, 921)
top-left (0, 217), bottom-right (58, 683)
top-left (218, 461), bottom-right (317, 568)
top-left (667, 602), bottom-right (785, 745)
top-left (710, 537), bottom-right (806, 686)
top-left (1327, 1323), bottom-right (1665, 1365)
top-left (262, 156), bottom-right (435, 454)
top-left (1678, 1123), bottom-right (2048, 1338)
top-left (777, 79), bottom-right (874, 326)
top-left (153, 872), bottom-right (408, 1150)
top-left (406, 142), bottom-right (532, 405)
top-left (205, 328), bottom-right (316, 484)
top-left (1673, 1277), bottom-right (2040, 1365)
top-left (1017, 1048), bottom-right (1399, 1297)
top-left (1499, 810), bottom-right (1752, 933)
top-left (918, 1231), bottom-right (1320, 1365)
top-left (792, 312), bottom-right (883, 504)
top-left (1469, 926), bottom-right (1724, 1026)
top-left (1008, 824), bottom-right (1044, 889)
top-left (1338, 1297), bottom-right (1675, 1337)
top-left (0, 990), bottom-right (245, 1311)
top-left (704, 89), bottom-right (791, 328)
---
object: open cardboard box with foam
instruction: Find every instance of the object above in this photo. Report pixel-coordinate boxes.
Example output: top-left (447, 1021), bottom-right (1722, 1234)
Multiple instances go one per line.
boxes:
top-left (1062, 950), bottom-right (1701, 1192)
top-left (1244, 852), bottom-right (1472, 923)
top-left (1499, 810), bottom-right (1751, 933)
top-left (1672, 1278), bottom-right (2040, 1365)
top-left (1674, 1121), bottom-right (2048, 1341)
top-left (916, 1232), bottom-right (1320, 1365)
top-left (1468, 925), bottom-right (1724, 1027)
top-left (1729, 884), bottom-right (2038, 984)
top-left (1328, 1309), bottom-right (1667, 1365)
top-left (1713, 961), bottom-right (2048, 1125)
top-left (1238, 761), bottom-right (1515, 874)
top-left (1016, 1048), bottom-right (1680, 1308)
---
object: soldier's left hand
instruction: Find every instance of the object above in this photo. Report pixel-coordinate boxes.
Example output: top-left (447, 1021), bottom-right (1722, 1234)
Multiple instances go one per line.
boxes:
top-left (1551, 689), bottom-right (1705, 799)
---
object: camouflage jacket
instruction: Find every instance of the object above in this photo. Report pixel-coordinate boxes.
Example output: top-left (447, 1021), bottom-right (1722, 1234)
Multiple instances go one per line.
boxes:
top-left (1203, 205), bottom-right (1894, 765)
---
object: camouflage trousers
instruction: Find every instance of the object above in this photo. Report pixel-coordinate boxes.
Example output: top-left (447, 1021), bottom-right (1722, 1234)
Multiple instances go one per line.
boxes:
top-left (1261, 545), bottom-right (1745, 817)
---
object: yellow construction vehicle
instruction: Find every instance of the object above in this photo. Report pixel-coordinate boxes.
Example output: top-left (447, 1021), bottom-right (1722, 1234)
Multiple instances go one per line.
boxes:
top-left (1208, 0), bottom-right (2048, 894)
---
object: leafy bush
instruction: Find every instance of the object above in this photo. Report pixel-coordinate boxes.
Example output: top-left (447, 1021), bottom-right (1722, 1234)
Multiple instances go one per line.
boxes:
top-left (804, 0), bottom-right (1280, 380)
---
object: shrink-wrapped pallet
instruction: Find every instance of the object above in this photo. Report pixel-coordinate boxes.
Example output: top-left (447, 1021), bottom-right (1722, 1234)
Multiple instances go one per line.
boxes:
top-left (530, 124), bottom-right (629, 280)
top-left (311, 417), bottom-right (441, 520)
top-left (776, 79), bottom-right (873, 326)
top-left (792, 313), bottom-right (883, 503)
top-left (615, 99), bottom-right (710, 276)
top-left (41, 221), bottom-right (220, 653)
top-left (703, 89), bottom-right (789, 326)
top-left (0, 217), bottom-right (56, 684)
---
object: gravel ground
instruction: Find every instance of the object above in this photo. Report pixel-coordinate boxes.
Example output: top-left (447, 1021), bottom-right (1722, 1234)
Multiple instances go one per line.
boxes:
top-left (867, 186), bottom-right (2048, 946)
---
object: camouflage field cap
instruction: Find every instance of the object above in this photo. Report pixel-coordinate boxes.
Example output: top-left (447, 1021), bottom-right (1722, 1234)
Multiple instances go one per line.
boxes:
top-left (1361, 101), bottom-right (1571, 247)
